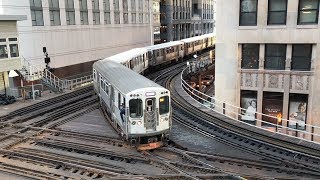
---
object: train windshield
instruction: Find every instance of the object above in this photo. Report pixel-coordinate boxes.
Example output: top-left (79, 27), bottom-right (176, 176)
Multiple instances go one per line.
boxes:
top-left (159, 96), bottom-right (169, 115)
top-left (129, 99), bottom-right (143, 118)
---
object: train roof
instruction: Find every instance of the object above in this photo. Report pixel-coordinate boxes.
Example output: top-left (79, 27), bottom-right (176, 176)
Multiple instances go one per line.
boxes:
top-left (104, 48), bottom-right (148, 63)
top-left (93, 61), bottom-right (165, 94)
top-left (145, 41), bottom-right (184, 50)
top-left (180, 34), bottom-right (211, 43)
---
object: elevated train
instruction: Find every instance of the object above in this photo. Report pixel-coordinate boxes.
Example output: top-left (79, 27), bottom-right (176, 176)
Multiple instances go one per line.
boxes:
top-left (93, 33), bottom-right (215, 150)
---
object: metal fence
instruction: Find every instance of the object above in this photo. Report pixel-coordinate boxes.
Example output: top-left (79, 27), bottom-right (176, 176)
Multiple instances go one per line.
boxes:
top-left (181, 67), bottom-right (320, 144)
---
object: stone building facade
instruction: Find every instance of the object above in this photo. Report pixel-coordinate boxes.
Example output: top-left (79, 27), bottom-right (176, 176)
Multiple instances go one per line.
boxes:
top-left (216, 0), bottom-right (320, 134)
top-left (160, 0), bottom-right (215, 43)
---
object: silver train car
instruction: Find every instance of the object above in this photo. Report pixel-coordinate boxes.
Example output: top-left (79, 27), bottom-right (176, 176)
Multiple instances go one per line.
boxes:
top-left (93, 33), bottom-right (215, 149)
top-left (93, 61), bottom-right (171, 150)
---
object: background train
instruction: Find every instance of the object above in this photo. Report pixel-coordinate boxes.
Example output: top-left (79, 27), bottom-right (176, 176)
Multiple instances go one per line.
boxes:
top-left (93, 33), bottom-right (215, 150)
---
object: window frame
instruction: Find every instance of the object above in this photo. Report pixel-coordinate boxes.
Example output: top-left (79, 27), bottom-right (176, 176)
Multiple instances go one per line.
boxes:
top-left (159, 96), bottom-right (170, 115)
top-left (291, 44), bottom-right (312, 71)
top-left (239, 0), bottom-right (258, 26)
top-left (92, 0), bottom-right (100, 25)
top-left (103, 0), bottom-right (111, 24)
top-left (79, 0), bottom-right (88, 25)
top-left (65, 0), bottom-right (75, 25)
top-left (267, 0), bottom-right (288, 25)
top-left (297, 0), bottom-right (320, 25)
top-left (30, 0), bottom-right (44, 26)
top-left (49, 0), bottom-right (61, 26)
top-left (264, 44), bottom-right (287, 70)
top-left (129, 99), bottom-right (143, 118)
top-left (241, 44), bottom-right (260, 69)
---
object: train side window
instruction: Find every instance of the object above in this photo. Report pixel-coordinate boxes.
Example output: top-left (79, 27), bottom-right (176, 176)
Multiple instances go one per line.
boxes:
top-left (100, 78), bottom-right (104, 88)
top-left (118, 93), bottom-right (121, 109)
top-left (104, 81), bottom-right (109, 94)
top-left (93, 69), bottom-right (97, 82)
top-left (159, 96), bottom-right (169, 115)
top-left (129, 99), bottom-right (143, 118)
top-left (130, 60), bottom-right (134, 69)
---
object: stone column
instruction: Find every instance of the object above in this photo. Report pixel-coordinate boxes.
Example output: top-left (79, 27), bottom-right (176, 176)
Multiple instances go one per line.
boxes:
top-left (282, 45), bottom-right (292, 127)
top-left (256, 44), bottom-right (265, 127)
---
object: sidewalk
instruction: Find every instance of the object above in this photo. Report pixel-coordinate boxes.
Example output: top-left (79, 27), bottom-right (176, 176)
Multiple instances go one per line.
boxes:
top-left (0, 90), bottom-right (61, 117)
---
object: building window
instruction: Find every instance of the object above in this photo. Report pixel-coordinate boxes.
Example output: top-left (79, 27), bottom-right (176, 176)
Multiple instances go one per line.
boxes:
top-left (65, 0), bottom-right (75, 25)
top-left (139, 13), bottom-right (143, 23)
top-left (114, 0), bottom-right (119, 11)
top-left (131, 0), bottom-right (136, 11)
top-left (241, 44), bottom-right (259, 69)
top-left (104, 12), bottom-right (111, 24)
top-left (30, 0), bottom-right (44, 26)
top-left (103, 0), bottom-right (111, 24)
top-left (145, 13), bottom-right (149, 23)
top-left (138, 0), bottom-right (143, 11)
top-left (132, 13), bottom-right (136, 23)
top-left (267, 0), bottom-right (287, 25)
top-left (291, 44), bottom-right (312, 71)
top-left (114, 12), bottom-right (120, 24)
top-left (0, 45), bottom-right (8, 59)
top-left (265, 44), bottom-right (286, 70)
top-left (239, 0), bottom-right (258, 26)
top-left (49, 0), bottom-right (61, 26)
top-left (297, 0), bottom-right (319, 24)
top-left (0, 38), bottom-right (19, 59)
top-left (123, 0), bottom-right (128, 11)
top-left (92, 0), bottom-right (100, 24)
top-left (79, 0), bottom-right (88, 25)
top-left (123, 13), bottom-right (129, 24)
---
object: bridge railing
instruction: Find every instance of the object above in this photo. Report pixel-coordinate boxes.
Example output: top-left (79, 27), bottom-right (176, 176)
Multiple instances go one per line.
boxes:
top-left (181, 67), bottom-right (320, 144)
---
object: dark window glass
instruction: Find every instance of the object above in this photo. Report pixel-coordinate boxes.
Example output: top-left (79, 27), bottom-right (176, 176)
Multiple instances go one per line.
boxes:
top-left (30, 0), bottom-right (44, 26)
top-left (79, 0), bottom-right (88, 25)
top-left (268, 0), bottom-right (287, 25)
top-left (159, 96), bottom-right (170, 115)
top-left (239, 0), bottom-right (258, 26)
top-left (291, 44), bottom-right (312, 71)
top-left (297, 0), bottom-right (319, 24)
top-left (129, 99), bottom-right (143, 118)
top-left (49, 0), bottom-right (61, 26)
top-left (241, 44), bottom-right (259, 69)
top-left (265, 44), bottom-right (286, 70)
top-left (10, 44), bottom-right (19, 57)
top-left (0, 45), bottom-right (8, 59)
top-left (8, 38), bottom-right (17, 41)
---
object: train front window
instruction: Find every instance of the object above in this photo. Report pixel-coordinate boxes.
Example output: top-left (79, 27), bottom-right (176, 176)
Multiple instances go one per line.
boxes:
top-left (129, 99), bottom-right (143, 118)
top-left (159, 96), bottom-right (169, 115)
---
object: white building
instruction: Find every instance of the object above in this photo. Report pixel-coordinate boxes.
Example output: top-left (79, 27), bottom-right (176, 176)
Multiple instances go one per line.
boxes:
top-left (0, 0), bottom-right (152, 78)
top-left (216, 0), bottom-right (320, 136)
top-left (0, 15), bottom-right (26, 95)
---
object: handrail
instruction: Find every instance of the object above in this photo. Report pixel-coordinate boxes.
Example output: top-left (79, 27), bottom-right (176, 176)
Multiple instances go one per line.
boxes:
top-left (20, 58), bottom-right (93, 92)
top-left (181, 66), bottom-right (320, 144)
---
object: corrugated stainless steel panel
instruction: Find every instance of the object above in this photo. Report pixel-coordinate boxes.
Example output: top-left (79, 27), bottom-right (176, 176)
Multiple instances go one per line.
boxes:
top-left (93, 61), bottom-right (164, 94)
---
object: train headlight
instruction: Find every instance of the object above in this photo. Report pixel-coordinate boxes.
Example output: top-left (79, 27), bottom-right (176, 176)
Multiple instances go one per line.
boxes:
top-left (132, 121), bottom-right (136, 125)
top-left (137, 121), bottom-right (142, 125)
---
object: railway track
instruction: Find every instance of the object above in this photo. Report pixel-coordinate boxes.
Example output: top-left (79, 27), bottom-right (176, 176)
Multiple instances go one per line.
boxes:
top-left (154, 63), bottom-right (320, 178)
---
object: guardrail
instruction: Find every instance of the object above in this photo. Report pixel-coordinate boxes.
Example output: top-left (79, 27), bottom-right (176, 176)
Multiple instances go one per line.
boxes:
top-left (180, 67), bottom-right (320, 144)
top-left (21, 58), bottom-right (93, 92)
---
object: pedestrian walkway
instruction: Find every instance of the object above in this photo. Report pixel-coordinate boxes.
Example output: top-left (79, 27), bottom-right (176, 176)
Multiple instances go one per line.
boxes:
top-left (0, 90), bottom-right (61, 117)
top-left (174, 74), bottom-right (320, 151)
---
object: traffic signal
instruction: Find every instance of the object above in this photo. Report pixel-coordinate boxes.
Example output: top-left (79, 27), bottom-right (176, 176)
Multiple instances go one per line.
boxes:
top-left (45, 57), bottom-right (50, 64)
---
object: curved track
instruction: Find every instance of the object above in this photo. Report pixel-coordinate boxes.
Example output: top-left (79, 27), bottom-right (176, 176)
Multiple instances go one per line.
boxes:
top-left (150, 62), bottom-right (320, 179)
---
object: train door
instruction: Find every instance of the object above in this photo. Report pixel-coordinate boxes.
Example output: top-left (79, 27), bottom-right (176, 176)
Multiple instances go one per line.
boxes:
top-left (145, 98), bottom-right (157, 131)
